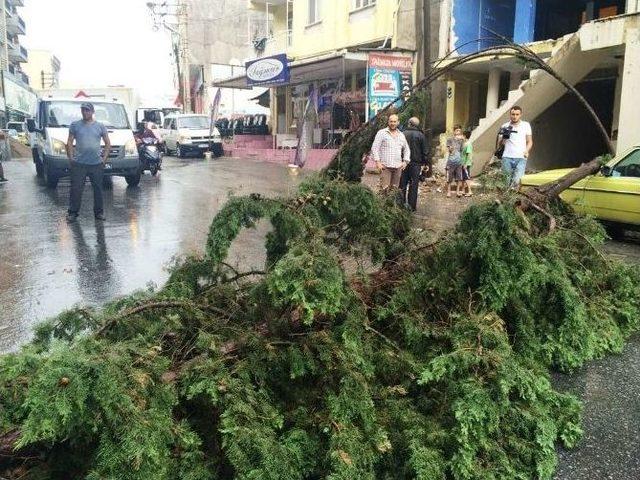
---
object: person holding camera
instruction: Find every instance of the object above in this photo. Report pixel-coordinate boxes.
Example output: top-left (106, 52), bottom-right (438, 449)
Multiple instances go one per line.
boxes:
top-left (497, 106), bottom-right (533, 189)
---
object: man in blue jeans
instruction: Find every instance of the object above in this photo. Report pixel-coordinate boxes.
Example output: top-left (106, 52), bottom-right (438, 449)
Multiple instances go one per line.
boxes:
top-left (66, 102), bottom-right (111, 222)
top-left (497, 106), bottom-right (533, 189)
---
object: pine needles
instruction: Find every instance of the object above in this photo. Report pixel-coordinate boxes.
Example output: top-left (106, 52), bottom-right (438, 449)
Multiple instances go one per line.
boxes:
top-left (0, 177), bottom-right (638, 479)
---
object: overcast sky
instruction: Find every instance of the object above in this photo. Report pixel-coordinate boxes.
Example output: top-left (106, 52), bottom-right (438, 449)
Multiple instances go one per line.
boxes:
top-left (22, 0), bottom-right (176, 104)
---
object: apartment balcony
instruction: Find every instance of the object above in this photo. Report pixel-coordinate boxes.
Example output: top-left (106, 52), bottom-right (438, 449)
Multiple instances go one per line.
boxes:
top-left (6, 11), bottom-right (26, 36)
top-left (8, 41), bottom-right (27, 63)
top-left (6, 66), bottom-right (30, 88)
top-left (262, 30), bottom-right (290, 56)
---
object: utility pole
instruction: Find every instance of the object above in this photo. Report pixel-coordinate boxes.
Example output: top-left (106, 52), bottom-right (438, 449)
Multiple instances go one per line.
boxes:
top-left (178, 0), bottom-right (191, 113)
top-left (40, 70), bottom-right (58, 89)
top-left (147, 0), bottom-right (191, 112)
top-left (422, 0), bottom-right (433, 164)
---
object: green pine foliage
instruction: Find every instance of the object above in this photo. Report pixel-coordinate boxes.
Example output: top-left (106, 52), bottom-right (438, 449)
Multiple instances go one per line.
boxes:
top-left (1, 176), bottom-right (638, 479)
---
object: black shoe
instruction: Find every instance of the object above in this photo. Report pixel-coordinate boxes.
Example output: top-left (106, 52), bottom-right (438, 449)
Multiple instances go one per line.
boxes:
top-left (95, 213), bottom-right (106, 221)
top-left (66, 213), bottom-right (78, 222)
top-left (0, 177), bottom-right (7, 183)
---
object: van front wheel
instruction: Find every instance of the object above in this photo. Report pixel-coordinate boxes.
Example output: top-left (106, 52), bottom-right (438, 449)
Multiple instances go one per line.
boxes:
top-left (43, 164), bottom-right (59, 188)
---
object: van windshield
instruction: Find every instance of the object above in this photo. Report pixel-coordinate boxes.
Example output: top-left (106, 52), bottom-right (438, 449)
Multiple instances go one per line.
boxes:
top-left (177, 116), bottom-right (210, 129)
top-left (44, 101), bottom-right (131, 129)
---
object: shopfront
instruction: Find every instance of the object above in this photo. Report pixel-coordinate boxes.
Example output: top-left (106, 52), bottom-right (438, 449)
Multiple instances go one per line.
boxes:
top-left (3, 72), bottom-right (37, 124)
top-left (215, 52), bottom-right (369, 148)
top-left (215, 51), bottom-right (416, 148)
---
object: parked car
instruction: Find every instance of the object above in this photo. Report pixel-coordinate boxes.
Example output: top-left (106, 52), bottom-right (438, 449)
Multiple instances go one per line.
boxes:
top-left (521, 146), bottom-right (640, 231)
top-left (6, 121), bottom-right (29, 145)
top-left (161, 114), bottom-right (223, 158)
top-left (1, 128), bottom-right (19, 140)
top-left (7, 122), bottom-right (29, 145)
top-left (27, 97), bottom-right (141, 188)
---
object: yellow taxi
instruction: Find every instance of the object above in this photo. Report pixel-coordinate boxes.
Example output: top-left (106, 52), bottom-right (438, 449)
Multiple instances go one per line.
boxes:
top-left (521, 146), bottom-right (640, 228)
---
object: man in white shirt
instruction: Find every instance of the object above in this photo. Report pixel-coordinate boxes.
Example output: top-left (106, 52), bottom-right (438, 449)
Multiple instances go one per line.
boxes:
top-left (498, 106), bottom-right (533, 189)
top-left (371, 114), bottom-right (410, 192)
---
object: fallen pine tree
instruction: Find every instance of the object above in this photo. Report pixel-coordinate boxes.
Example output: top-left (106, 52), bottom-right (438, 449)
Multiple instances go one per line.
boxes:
top-left (1, 41), bottom-right (637, 479)
top-left (1, 171), bottom-right (639, 479)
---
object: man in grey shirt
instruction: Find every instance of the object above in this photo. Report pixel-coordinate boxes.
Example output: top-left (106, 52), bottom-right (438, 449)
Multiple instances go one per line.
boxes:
top-left (66, 102), bottom-right (111, 222)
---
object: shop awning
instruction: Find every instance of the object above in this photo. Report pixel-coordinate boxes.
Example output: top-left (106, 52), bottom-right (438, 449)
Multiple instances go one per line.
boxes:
top-left (213, 51), bottom-right (369, 89)
top-left (250, 89), bottom-right (271, 108)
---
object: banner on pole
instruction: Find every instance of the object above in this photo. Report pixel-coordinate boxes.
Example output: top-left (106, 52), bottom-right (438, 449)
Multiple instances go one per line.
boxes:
top-left (208, 88), bottom-right (222, 151)
top-left (293, 87), bottom-right (318, 169)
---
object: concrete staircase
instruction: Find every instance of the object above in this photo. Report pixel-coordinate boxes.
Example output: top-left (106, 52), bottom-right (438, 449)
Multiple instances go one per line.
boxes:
top-left (469, 28), bottom-right (608, 174)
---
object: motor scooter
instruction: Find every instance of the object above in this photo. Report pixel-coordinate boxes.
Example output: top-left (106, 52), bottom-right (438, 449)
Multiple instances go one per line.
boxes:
top-left (138, 136), bottom-right (163, 176)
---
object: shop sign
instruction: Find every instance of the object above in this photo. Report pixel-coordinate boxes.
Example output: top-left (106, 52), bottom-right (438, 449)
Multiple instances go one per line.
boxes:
top-left (246, 54), bottom-right (290, 87)
top-left (3, 75), bottom-right (37, 116)
top-left (367, 53), bottom-right (413, 120)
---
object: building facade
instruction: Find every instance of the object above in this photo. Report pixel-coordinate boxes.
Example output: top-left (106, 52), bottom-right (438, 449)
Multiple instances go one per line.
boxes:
top-left (439, 0), bottom-right (640, 173)
top-left (214, 0), bottom-right (426, 147)
top-left (23, 49), bottom-right (61, 91)
top-left (0, 0), bottom-right (36, 124)
top-left (186, 0), bottom-right (270, 114)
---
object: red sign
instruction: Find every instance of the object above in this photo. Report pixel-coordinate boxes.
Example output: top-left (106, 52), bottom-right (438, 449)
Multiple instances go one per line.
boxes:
top-left (367, 53), bottom-right (413, 72)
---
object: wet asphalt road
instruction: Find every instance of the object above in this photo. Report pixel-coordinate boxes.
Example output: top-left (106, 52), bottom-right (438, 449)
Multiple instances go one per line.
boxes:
top-left (1, 156), bottom-right (640, 479)
top-left (0, 156), bottom-right (306, 353)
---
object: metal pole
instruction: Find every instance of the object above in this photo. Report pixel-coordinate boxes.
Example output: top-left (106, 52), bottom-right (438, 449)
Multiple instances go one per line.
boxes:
top-left (231, 65), bottom-right (235, 120)
top-left (266, 2), bottom-right (270, 44)
top-left (422, 0), bottom-right (433, 165)
top-left (180, 0), bottom-right (191, 113)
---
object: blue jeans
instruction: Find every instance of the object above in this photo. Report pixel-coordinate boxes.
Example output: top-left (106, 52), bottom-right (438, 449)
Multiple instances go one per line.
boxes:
top-left (502, 157), bottom-right (527, 189)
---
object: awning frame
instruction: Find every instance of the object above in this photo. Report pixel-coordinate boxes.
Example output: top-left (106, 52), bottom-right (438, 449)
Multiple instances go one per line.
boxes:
top-left (212, 51), bottom-right (369, 89)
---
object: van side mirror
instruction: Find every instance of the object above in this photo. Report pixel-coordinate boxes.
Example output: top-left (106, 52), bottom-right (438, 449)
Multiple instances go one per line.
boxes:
top-left (600, 165), bottom-right (612, 177)
top-left (26, 119), bottom-right (36, 133)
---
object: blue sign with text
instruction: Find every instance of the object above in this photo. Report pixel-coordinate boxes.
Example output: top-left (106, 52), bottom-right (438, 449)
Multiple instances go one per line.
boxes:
top-left (246, 54), bottom-right (290, 87)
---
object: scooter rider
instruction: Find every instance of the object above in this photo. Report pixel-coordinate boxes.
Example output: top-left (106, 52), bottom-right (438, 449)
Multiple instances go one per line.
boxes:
top-left (134, 122), bottom-right (157, 146)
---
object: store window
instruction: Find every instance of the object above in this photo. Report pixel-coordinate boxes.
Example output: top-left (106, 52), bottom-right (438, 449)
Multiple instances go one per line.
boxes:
top-left (308, 0), bottom-right (321, 24)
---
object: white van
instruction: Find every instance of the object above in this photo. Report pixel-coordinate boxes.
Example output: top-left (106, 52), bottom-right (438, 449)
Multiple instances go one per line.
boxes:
top-left (161, 114), bottom-right (223, 158)
top-left (27, 98), bottom-right (141, 188)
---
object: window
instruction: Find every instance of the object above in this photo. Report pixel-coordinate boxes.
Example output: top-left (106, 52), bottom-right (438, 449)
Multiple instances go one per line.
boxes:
top-left (177, 116), bottom-right (211, 130)
top-left (353, 0), bottom-right (375, 9)
top-left (44, 101), bottom-right (130, 129)
top-left (308, 0), bottom-right (321, 24)
top-left (613, 149), bottom-right (640, 178)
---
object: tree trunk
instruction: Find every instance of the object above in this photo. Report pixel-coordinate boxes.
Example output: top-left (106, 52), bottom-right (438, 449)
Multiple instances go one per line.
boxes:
top-left (0, 429), bottom-right (20, 456)
top-left (536, 158), bottom-right (602, 198)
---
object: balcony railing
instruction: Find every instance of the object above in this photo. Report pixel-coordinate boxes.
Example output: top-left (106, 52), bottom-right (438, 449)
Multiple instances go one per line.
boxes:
top-left (8, 40), bottom-right (27, 62)
top-left (6, 12), bottom-right (26, 35)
